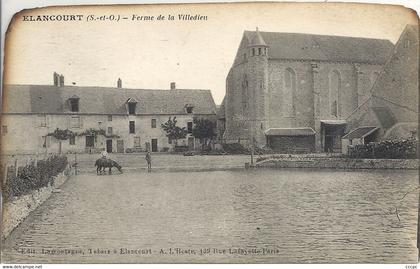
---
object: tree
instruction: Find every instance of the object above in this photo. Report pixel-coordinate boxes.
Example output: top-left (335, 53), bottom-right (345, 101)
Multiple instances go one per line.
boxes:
top-left (192, 118), bottom-right (216, 152)
top-left (47, 128), bottom-right (76, 154)
top-left (161, 117), bottom-right (187, 147)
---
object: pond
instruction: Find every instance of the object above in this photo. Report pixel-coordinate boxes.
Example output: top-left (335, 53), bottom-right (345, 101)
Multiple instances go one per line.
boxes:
top-left (2, 168), bottom-right (418, 263)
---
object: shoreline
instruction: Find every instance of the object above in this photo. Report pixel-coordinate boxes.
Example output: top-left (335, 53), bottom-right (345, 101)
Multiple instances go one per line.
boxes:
top-left (255, 157), bottom-right (418, 170)
top-left (75, 157), bottom-right (419, 174)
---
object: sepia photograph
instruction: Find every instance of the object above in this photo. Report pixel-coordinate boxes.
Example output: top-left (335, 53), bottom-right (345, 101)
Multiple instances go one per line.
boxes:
top-left (0, 1), bottom-right (419, 265)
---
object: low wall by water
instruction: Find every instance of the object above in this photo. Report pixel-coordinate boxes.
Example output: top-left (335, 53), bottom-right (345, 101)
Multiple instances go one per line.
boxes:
top-left (2, 172), bottom-right (71, 240)
top-left (256, 157), bottom-right (418, 169)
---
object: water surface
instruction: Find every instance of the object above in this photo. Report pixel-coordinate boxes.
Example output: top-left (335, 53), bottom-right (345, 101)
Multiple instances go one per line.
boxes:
top-left (2, 169), bottom-right (418, 263)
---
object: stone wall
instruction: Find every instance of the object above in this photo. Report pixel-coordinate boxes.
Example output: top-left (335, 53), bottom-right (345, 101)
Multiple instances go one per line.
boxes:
top-left (257, 157), bottom-right (418, 170)
top-left (224, 56), bottom-right (384, 148)
top-left (2, 171), bottom-right (71, 240)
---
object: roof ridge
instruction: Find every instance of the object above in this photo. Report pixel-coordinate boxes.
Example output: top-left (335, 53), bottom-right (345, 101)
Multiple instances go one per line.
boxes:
top-left (243, 30), bottom-right (393, 43)
top-left (4, 84), bottom-right (211, 92)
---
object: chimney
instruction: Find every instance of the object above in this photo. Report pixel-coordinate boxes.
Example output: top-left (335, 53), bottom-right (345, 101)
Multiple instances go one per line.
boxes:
top-left (117, 78), bottom-right (122, 88)
top-left (59, 74), bottom-right (64, 87)
top-left (53, 72), bottom-right (59, 86)
top-left (170, 82), bottom-right (176, 90)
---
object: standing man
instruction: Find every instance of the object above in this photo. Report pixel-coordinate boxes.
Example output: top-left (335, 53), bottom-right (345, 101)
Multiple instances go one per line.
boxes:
top-left (145, 150), bottom-right (152, 172)
top-left (101, 150), bottom-right (108, 159)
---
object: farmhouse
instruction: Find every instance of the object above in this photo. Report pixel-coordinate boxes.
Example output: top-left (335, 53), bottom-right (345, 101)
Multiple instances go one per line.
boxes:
top-left (1, 78), bottom-right (217, 155)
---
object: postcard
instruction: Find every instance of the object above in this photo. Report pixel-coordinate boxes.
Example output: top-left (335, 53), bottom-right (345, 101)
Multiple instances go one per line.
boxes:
top-left (1, 2), bottom-right (419, 264)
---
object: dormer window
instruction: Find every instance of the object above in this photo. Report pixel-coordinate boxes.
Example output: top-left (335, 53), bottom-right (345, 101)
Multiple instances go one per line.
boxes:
top-left (128, 103), bottom-right (136, 115)
top-left (126, 98), bottom-right (138, 115)
top-left (68, 96), bottom-right (80, 112)
top-left (185, 104), bottom-right (194, 114)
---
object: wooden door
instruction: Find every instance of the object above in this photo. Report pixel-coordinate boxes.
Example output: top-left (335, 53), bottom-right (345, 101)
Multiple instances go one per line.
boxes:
top-left (151, 139), bottom-right (158, 152)
top-left (106, 140), bottom-right (113, 153)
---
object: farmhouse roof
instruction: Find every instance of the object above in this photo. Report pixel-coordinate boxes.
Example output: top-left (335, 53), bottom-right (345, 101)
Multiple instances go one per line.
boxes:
top-left (242, 30), bottom-right (393, 64)
top-left (2, 84), bottom-right (217, 115)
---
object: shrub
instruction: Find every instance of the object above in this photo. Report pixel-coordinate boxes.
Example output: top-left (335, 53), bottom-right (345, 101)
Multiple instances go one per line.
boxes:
top-left (348, 139), bottom-right (418, 159)
top-left (173, 146), bottom-right (189, 152)
top-left (4, 155), bottom-right (68, 199)
top-left (222, 143), bottom-right (249, 154)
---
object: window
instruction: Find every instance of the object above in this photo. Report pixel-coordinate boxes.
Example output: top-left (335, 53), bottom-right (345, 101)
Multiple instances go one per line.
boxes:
top-left (283, 68), bottom-right (296, 117)
top-left (134, 137), bottom-right (141, 148)
top-left (151, 119), bottom-right (157, 128)
top-left (331, 100), bottom-right (338, 117)
top-left (243, 53), bottom-right (246, 60)
top-left (108, 115), bottom-right (112, 121)
top-left (70, 116), bottom-right (81, 128)
top-left (329, 70), bottom-right (341, 117)
top-left (129, 121), bottom-right (135, 134)
top-left (252, 48), bottom-right (255, 56)
top-left (69, 136), bottom-right (75, 145)
top-left (187, 122), bottom-right (193, 133)
top-left (2, 125), bottom-right (7, 135)
top-left (86, 136), bottom-right (94, 147)
top-left (258, 48), bottom-right (261, 55)
top-left (69, 98), bottom-right (79, 112)
top-left (38, 115), bottom-right (47, 127)
top-left (128, 103), bottom-right (136, 115)
top-left (185, 106), bottom-right (194, 114)
top-left (108, 127), bottom-right (113, 135)
top-left (242, 74), bottom-right (249, 111)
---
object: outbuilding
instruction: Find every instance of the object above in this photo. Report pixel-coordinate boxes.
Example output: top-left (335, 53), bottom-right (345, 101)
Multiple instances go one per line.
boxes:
top-left (265, 128), bottom-right (316, 153)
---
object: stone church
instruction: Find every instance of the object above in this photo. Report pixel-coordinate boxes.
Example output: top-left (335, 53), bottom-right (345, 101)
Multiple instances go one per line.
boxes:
top-left (219, 28), bottom-right (396, 153)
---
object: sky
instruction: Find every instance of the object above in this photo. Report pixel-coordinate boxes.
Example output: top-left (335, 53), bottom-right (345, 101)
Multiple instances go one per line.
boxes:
top-left (3, 2), bottom-right (418, 104)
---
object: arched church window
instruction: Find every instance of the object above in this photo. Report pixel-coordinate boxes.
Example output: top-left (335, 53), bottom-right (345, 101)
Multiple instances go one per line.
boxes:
top-left (283, 68), bottom-right (296, 117)
top-left (329, 70), bottom-right (341, 117)
top-left (242, 74), bottom-right (248, 112)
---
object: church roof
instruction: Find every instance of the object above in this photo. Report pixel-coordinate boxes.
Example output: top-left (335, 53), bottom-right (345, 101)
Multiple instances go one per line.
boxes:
top-left (242, 30), bottom-right (394, 64)
top-left (2, 84), bottom-right (217, 115)
top-left (248, 28), bottom-right (267, 47)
